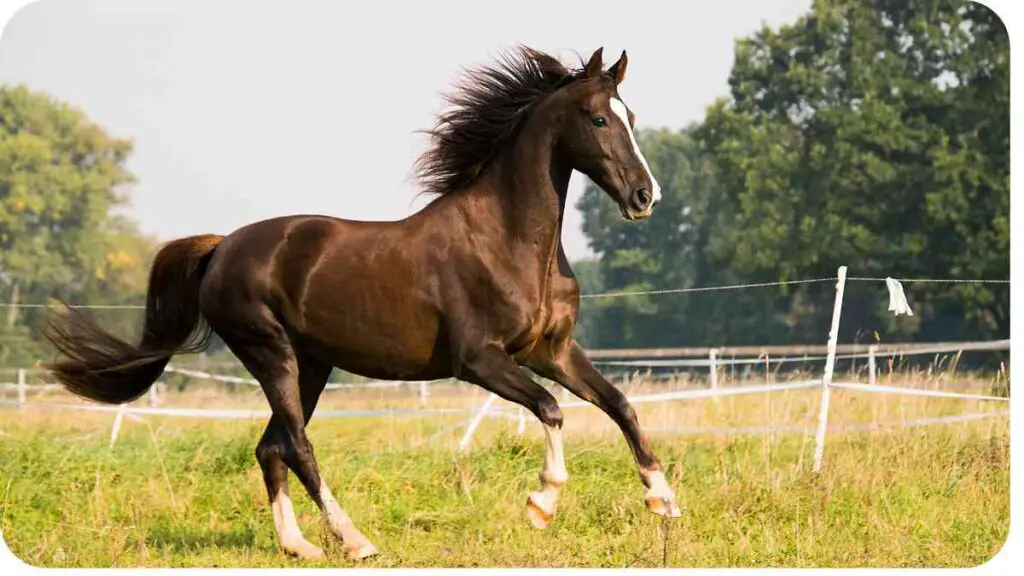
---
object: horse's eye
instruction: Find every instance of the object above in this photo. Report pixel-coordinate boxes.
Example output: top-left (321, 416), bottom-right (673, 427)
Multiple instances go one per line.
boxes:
top-left (592, 116), bottom-right (607, 128)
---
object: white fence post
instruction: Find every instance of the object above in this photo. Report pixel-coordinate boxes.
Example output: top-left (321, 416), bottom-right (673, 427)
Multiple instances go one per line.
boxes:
top-left (812, 265), bottom-right (848, 474)
top-left (109, 403), bottom-right (127, 447)
top-left (419, 381), bottom-right (429, 407)
top-left (16, 368), bottom-right (27, 408)
top-left (708, 348), bottom-right (718, 389)
top-left (459, 393), bottom-right (499, 452)
top-left (868, 345), bottom-right (877, 386)
top-left (148, 382), bottom-right (159, 407)
top-left (517, 406), bottom-right (526, 435)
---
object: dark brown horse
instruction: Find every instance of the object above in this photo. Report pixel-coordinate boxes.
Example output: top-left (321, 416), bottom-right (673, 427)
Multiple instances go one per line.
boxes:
top-left (42, 46), bottom-right (680, 560)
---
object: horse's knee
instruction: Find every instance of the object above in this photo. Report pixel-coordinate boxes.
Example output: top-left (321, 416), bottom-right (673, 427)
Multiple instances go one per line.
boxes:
top-left (537, 398), bottom-right (563, 428)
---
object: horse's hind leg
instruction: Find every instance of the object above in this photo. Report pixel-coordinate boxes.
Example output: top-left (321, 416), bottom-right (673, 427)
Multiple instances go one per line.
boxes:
top-left (256, 416), bottom-right (323, 559)
top-left (290, 352), bottom-right (378, 559)
top-left (224, 321), bottom-right (377, 560)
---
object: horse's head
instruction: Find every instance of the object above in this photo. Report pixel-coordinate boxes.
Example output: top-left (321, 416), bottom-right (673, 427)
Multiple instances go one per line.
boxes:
top-left (557, 48), bottom-right (661, 221)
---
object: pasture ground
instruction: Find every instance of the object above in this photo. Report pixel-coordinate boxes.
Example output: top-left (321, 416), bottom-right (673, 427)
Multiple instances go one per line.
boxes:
top-left (0, 370), bottom-right (1010, 568)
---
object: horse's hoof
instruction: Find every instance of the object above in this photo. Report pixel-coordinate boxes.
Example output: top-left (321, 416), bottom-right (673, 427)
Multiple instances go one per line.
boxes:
top-left (526, 492), bottom-right (555, 529)
top-left (283, 540), bottom-right (324, 560)
top-left (644, 494), bottom-right (682, 518)
top-left (346, 543), bottom-right (380, 560)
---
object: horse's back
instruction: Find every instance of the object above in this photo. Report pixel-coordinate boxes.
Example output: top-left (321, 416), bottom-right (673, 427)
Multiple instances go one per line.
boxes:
top-left (197, 214), bottom-right (452, 380)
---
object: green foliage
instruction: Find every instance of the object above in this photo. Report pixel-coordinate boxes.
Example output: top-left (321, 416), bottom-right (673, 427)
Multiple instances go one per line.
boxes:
top-left (0, 85), bottom-right (156, 365)
top-left (576, 0), bottom-right (1008, 349)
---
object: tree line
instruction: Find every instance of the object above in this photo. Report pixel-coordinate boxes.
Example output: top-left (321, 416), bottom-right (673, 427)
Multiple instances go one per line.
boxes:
top-left (575, 0), bottom-right (1008, 351)
top-left (0, 0), bottom-right (1009, 368)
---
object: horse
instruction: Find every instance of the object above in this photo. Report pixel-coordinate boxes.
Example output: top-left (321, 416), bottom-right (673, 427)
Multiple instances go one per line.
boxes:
top-left (41, 45), bottom-right (681, 561)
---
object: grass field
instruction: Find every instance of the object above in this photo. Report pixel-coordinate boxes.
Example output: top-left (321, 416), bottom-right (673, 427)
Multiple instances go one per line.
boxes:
top-left (0, 370), bottom-right (1010, 568)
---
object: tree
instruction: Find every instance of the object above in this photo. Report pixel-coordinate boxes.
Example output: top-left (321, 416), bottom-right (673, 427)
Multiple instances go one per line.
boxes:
top-left (696, 0), bottom-right (1008, 344)
top-left (0, 85), bottom-right (155, 364)
top-left (577, 0), bottom-right (1008, 349)
top-left (569, 257), bottom-right (603, 347)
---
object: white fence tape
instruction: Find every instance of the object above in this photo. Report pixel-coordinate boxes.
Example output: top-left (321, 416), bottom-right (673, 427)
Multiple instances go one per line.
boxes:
top-left (0, 383), bottom-right (63, 392)
top-left (162, 366), bottom-right (419, 390)
top-left (19, 401), bottom-right (478, 420)
top-left (646, 411), bottom-right (1008, 436)
top-left (830, 381), bottom-right (1008, 402)
top-left (3, 368), bottom-right (1010, 460)
top-left (595, 339), bottom-right (1010, 368)
top-left (2, 340), bottom-right (1007, 387)
top-left (557, 379), bottom-right (821, 409)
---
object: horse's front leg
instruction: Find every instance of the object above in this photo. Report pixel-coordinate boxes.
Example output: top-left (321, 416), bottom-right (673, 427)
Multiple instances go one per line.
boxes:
top-left (525, 339), bottom-right (682, 518)
top-left (455, 344), bottom-right (568, 528)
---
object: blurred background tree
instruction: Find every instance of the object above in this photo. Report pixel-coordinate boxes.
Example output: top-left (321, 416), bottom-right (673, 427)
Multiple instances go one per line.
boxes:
top-left (0, 85), bottom-right (155, 366)
top-left (576, 0), bottom-right (1008, 350)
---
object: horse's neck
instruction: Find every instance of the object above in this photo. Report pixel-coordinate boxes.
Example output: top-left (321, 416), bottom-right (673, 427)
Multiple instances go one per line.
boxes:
top-left (488, 116), bottom-right (570, 276)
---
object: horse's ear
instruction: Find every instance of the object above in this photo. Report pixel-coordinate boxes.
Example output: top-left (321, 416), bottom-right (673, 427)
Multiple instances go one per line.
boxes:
top-left (608, 50), bottom-right (628, 85)
top-left (585, 47), bottom-right (604, 78)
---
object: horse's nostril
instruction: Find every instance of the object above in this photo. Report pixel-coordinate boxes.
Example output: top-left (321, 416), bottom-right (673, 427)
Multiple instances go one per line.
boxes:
top-left (633, 188), bottom-right (651, 210)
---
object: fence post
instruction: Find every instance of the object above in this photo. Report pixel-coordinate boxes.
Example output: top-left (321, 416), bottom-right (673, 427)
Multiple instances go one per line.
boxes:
top-left (419, 381), bottom-right (429, 407)
top-left (110, 403), bottom-right (127, 447)
top-left (17, 368), bottom-right (27, 408)
top-left (812, 265), bottom-right (848, 474)
top-left (517, 406), bottom-right (526, 435)
top-left (708, 348), bottom-right (718, 390)
top-left (148, 382), bottom-right (159, 407)
top-left (459, 393), bottom-right (499, 452)
top-left (868, 345), bottom-right (877, 386)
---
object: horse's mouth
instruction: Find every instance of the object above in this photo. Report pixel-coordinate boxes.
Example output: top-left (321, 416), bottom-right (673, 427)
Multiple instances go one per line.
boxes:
top-left (619, 206), bottom-right (653, 221)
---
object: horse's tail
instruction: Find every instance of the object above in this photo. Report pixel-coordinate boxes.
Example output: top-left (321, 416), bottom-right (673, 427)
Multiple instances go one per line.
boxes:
top-left (41, 234), bottom-right (224, 404)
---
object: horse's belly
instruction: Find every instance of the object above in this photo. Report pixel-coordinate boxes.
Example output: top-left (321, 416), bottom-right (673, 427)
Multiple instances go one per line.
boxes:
top-left (296, 282), bottom-right (450, 381)
top-left (308, 340), bottom-right (452, 381)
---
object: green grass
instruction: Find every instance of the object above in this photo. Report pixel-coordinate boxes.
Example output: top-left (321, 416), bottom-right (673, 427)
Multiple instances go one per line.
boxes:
top-left (0, 380), bottom-right (1010, 568)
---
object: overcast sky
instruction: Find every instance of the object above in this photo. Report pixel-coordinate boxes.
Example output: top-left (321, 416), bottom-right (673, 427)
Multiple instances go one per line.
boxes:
top-left (0, 0), bottom-right (811, 260)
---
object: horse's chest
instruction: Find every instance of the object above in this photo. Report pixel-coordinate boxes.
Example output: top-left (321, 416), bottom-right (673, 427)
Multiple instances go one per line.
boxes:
top-left (505, 292), bottom-right (564, 356)
top-left (483, 268), bottom-right (576, 356)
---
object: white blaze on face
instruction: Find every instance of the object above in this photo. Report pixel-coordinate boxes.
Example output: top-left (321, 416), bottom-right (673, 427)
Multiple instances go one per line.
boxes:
top-left (609, 97), bottom-right (662, 204)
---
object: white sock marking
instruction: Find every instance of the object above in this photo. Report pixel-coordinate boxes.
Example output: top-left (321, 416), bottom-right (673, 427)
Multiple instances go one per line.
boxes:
top-left (542, 423), bottom-right (568, 486)
top-left (610, 97), bottom-right (662, 203)
top-left (271, 487), bottom-right (306, 546)
top-left (645, 469), bottom-right (675, 500)
top-left (318, 476), bottom-right (375, 553)
top-left (318, 479), bottom-right (352, 534)
top-left (528, 423), bottom-right (568, 522)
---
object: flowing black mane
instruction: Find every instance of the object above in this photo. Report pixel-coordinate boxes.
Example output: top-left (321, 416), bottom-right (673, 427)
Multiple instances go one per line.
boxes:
top-left (415, 46), bottom-right (587, 196)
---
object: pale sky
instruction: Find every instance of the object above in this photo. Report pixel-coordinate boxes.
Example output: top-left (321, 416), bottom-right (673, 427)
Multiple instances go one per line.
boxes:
top-left (0, 0), bottom-right (810, 260)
